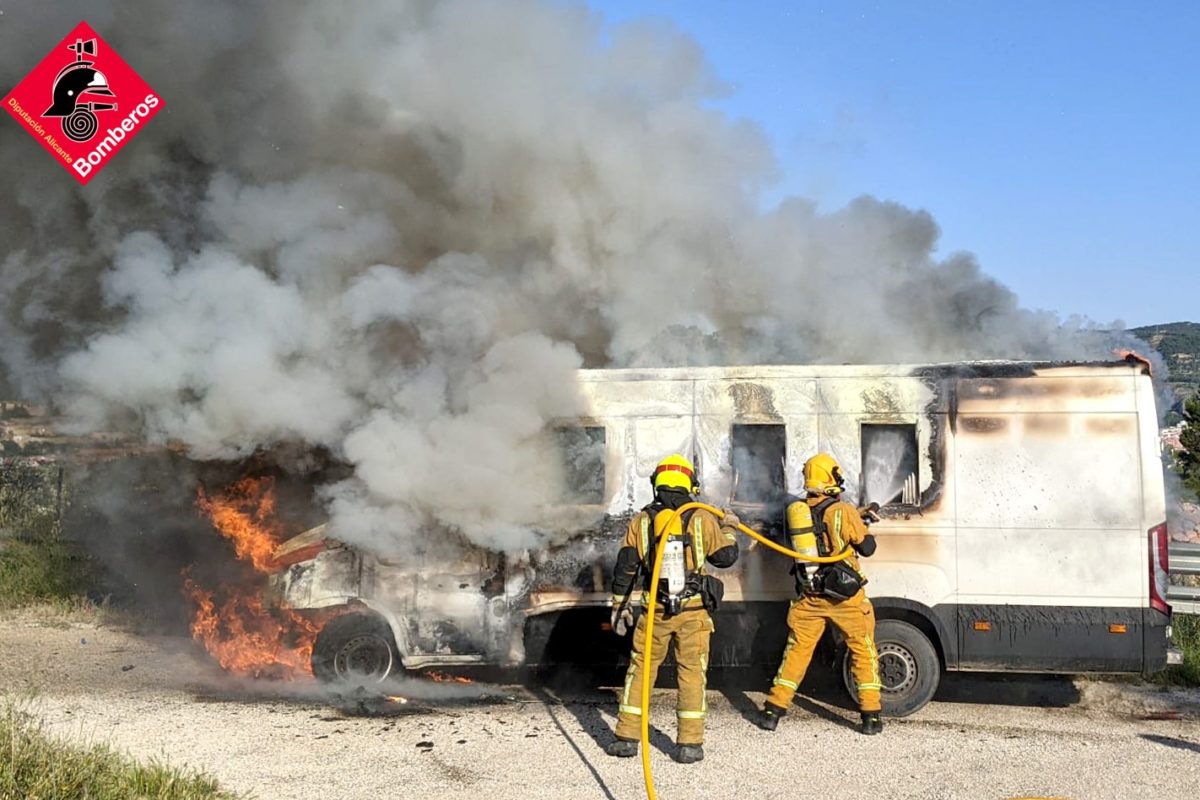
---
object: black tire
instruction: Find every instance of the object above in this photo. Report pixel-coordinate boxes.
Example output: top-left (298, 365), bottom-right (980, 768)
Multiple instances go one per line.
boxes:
top-left (842, 618), bottom-right (940, 717)
top-left (312, 613), bottom-right (399, 687)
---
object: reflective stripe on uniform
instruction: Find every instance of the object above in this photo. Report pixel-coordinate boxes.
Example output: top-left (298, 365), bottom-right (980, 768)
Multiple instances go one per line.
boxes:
top-left (866, 634), bottom-right (880, 687)
top-left (677, 710), bottom-right (706, 720)
top-left (693, 514), bottom-right (705, 574)
top-left (622, 658), bottom-right (638, 706)
top-left (639, 515), bottom-right (650, 559)
top-left (772, 677), bottom-right (799, 690)
top-left (772, 630), bottom-right (797, 686)
top-left (619, 704), bottom-right (643, 716)
top-left (857, 683), bottom-right (882, 690)
top-left (700, 652), bottom-right (708, 712)
top-left (832, 508), bottom-right (844, 551)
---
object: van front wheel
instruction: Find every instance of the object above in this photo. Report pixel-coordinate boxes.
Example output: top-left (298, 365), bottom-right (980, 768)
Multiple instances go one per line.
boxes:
top-left (312, 613), bottom-right (398, 687)
top-left (842, 619), bottom-right (940, 717)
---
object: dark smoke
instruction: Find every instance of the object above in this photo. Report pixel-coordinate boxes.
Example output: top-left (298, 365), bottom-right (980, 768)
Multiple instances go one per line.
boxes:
top-left (1, 0), bottom-right (1148, 554)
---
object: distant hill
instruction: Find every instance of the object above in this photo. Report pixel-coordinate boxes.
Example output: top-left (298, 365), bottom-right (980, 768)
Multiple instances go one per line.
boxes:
top-left (1130, 321), bottom-right (1200, 402)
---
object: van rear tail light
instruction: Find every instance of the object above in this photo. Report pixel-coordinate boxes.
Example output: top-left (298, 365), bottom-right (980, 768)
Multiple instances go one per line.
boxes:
top-left (1148, 522), bottom-right (1170, 616)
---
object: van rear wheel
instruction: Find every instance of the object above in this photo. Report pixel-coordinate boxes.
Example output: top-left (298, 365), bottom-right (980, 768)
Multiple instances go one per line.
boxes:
top-left (842, 619), bottom-right (940, 717)
top-left (312, 613), bottom-right (398, 687)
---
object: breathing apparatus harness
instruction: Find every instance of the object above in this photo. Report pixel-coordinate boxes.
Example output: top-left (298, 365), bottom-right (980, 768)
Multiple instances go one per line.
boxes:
top-left (637, 496), bottom-right (719, 617)
top-left (636, 502), bottom-right (855, 800)
top-left (789, 496), bottom-right (868, 601)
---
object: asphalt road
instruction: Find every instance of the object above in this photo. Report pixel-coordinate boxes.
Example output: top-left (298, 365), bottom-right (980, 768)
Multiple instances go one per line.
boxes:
top-left (4, 617), bottom-right (1200, 800)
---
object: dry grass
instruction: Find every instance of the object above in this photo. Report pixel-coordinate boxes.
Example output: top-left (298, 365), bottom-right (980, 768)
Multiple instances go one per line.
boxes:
top-left (1, 704), bottom-right (247, 800)
top-left (0, 599), bottom-right (148, 632)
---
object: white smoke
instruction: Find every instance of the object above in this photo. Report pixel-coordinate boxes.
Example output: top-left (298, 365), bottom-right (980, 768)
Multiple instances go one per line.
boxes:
top-left (0, 0), bottom-right (1145, 554)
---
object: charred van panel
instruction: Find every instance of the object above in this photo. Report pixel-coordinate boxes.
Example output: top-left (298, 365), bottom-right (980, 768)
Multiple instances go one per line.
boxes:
top-left (1084, 416), bottom-right (1138, 436)
top-left (270, 546), bottom-right (360, 608)
top-left (725, 382), bottom-right (782, 420)
top-left (960, 416), bottom-right (1008, 434)
top-left (957, 376), bottom-right (1137, 414)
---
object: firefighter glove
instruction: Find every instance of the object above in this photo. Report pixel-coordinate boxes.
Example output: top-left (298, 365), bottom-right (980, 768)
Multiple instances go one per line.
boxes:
top-left (721, 508), bottom-right (742, 530)
top-left (611, 604), bottom-right (635, 636)
top-left (853, 533), bottom-right (878, 557)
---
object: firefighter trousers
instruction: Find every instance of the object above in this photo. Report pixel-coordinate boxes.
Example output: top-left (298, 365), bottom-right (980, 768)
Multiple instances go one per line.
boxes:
top-left (615, 608), bottom-right (714, 745)
top-left (766, 590), bottom-right (882, 713)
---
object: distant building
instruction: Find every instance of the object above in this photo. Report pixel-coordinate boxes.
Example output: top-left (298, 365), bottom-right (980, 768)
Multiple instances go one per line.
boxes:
top-left (1161, 425), bottom-right (1184, 452)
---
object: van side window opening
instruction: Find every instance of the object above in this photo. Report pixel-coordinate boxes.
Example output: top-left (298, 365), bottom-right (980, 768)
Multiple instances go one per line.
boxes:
top-left (861, 423), bottom-right (919, 506)
top-left (555, 426), bottom-right (606, 504)
top-left (731, 424), bottom-right (786, 504)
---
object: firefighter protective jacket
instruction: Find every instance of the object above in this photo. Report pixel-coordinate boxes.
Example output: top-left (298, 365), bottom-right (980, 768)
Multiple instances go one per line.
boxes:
top-left (794, 496), bottom-right (872, 575)
top-left (611, 505), bottom-right (739, 610)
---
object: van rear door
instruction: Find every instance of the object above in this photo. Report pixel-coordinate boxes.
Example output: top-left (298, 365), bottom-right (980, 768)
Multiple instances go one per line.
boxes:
top-left (953, 373), bottom-right (1145, 671)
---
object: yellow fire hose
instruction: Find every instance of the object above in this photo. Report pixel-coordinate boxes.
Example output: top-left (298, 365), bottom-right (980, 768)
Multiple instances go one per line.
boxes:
top-left (638, 501), bottom-right (854, 800)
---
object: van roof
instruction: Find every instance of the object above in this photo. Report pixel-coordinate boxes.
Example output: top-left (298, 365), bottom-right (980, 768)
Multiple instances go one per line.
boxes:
top-left (576, 357), bottom-right (1151, 383)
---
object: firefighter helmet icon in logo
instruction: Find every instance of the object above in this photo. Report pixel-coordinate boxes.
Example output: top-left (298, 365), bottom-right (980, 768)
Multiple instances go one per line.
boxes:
top-left (42, 37), bottom-right (117, 142)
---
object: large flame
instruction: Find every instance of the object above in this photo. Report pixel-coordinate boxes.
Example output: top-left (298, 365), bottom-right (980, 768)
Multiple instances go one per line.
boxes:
top-left (195, 477), bottom-right (283, 573)
top-left (184, 476), bottom-right (324, 679)
top-left (183, 572), bottom-right (321, 677)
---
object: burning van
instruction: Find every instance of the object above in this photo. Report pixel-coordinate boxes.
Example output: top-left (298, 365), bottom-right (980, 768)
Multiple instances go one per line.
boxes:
top-left (267, 357), bottom-right (1175, 714)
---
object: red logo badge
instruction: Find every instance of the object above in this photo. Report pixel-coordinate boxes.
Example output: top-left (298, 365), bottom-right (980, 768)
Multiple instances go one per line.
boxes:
top-left (3, 21), bottom-right (164, 185)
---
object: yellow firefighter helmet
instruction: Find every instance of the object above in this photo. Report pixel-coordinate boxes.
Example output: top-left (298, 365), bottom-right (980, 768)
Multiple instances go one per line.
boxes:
top-left (651, 453), bottom-right (698, 494)
top-left (803, 452), bottom-right (845, 496)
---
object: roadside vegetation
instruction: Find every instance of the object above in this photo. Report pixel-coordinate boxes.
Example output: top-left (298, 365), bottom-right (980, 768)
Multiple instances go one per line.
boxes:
top-left (1172, 393), bottom-right (1200, 500)
top-left (1, 704), bottom-right (245, 800)
top-left (1168, 615), bottom-right (1200, 685)
top-left (0, 461), bottom-right (95, 608)
top-left (1130, 321), bottom-right (1200, 406)
top-left (1161, 392), bottom-right (1200, 685)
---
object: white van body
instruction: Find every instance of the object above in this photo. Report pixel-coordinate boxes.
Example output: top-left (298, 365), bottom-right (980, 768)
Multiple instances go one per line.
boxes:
top-left (272, 358), bottom-right (1173, 712)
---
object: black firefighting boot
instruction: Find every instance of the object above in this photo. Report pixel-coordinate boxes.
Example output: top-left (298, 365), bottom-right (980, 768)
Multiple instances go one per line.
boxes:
top-left (675, 744), bottom-right (704, 764)
top-left (860, 712), bottom-right (883, 735)
top-left (755, 703), bottom-right (785, 732)
top-left (605, 738), bottom-right (639, 757)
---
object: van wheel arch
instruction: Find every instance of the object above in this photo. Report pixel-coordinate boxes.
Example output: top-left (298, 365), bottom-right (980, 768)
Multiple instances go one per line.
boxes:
top-left (312, 609), bottom-right (401, 686)
top-left (839, 598), bottom-right (948, 718)
top-left (870, 599), bottom-right (950, 670)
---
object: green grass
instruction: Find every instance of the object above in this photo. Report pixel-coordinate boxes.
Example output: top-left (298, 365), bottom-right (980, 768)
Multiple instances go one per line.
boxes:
top-left (0, 462), bottom-right (95, 608)
top-left (1, 706), bottom-right (246, 800)
top-left (1166, 614), bottom-right (1200, 686)
top-left (0, 538), bottom-right (94, 609)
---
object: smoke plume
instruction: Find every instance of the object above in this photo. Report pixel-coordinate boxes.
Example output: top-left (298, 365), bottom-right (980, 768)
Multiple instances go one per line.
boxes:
top-left (0, 0), bottom-right (1142, 553)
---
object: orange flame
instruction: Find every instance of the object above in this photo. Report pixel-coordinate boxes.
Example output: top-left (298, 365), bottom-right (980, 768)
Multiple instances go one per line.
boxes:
top-left (423, 670), bottom-right (473, 684)
top-left (195, 477), bottom-right (282, 573)
top-left (183, 573), bottom-right (320, 678)
top-left (184, 476), bottom-right (326, 679)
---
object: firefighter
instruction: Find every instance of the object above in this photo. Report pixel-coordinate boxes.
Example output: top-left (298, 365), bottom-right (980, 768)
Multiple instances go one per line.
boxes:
top-left (755, 452), bottom-right (884, 735)
top-left (606, 453), bottom-right (740, 764)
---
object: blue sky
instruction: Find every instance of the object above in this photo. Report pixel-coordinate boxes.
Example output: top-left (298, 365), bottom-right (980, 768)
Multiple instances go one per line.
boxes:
top-left (588, 0), bottom-right (1199, 328)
